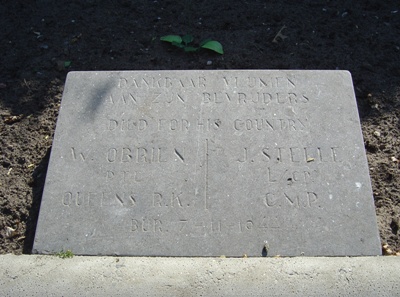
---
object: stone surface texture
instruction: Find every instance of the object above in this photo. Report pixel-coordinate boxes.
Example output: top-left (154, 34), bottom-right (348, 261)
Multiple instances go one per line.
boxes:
top-left (33, 70), bottom-right (381, 256)
top-left (1, 255), bottom-right (399, 297)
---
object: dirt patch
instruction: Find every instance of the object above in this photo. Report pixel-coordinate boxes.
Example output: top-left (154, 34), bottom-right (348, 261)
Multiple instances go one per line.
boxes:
top-left (1, 0), bottom-right (399, 254)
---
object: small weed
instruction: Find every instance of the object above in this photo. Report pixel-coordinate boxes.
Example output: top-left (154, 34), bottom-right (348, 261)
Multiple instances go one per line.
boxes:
top-left (160, 34), bottom-right (223, 54)
top-left (56, 249), bottom-right (74, 259)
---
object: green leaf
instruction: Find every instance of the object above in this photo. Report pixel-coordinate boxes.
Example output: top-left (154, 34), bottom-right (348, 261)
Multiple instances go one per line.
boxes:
top-left (160, 35), bottom-right (182, 44)
top-left (184, 46), bottom-right (198, 52)
top-left (201, 40), bottom-right (224, 54)
top-left (182, 34), bottom-right (194, 45)
top-left (64, 61), bottom-right (72, 67)
top-left (199, 39), bottom-right (211, 46)
top-left (172, 41), bottom-right (185, 48)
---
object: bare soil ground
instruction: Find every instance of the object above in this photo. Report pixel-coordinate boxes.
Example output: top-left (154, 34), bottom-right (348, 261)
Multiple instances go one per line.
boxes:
top-left (0, 0), bottom-right (399, 255)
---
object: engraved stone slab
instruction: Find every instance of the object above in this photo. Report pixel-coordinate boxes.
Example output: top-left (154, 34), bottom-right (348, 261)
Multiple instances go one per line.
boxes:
top-left (33, 70), bottom-right (381, 256)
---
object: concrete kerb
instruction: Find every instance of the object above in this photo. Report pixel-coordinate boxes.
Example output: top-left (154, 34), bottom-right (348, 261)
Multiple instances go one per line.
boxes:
top-left (1, 255), bottom-right (399, 296)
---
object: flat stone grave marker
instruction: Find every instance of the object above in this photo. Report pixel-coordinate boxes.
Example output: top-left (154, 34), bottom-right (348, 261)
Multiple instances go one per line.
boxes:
top-left (33, 70), bottom-right (381, 256)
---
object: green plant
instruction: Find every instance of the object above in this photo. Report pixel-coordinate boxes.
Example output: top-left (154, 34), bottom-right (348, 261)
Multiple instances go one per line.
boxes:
top-left (56, 249), bottom-right (74, 259)
top-left (160, 34), bottom-right (223, 54)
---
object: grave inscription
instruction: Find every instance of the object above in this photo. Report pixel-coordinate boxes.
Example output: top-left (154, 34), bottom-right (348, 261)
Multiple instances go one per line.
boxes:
top-left (33, 70), bottom-right (381, 256)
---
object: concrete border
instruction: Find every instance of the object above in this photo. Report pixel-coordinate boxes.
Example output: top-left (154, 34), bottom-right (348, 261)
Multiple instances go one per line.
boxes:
top-left (1, 255), bottom-right (399, 296)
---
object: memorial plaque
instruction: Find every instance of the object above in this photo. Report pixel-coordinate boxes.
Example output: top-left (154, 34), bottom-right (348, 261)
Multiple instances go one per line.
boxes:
top-left (33, 70), bottom-right (381, 256)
